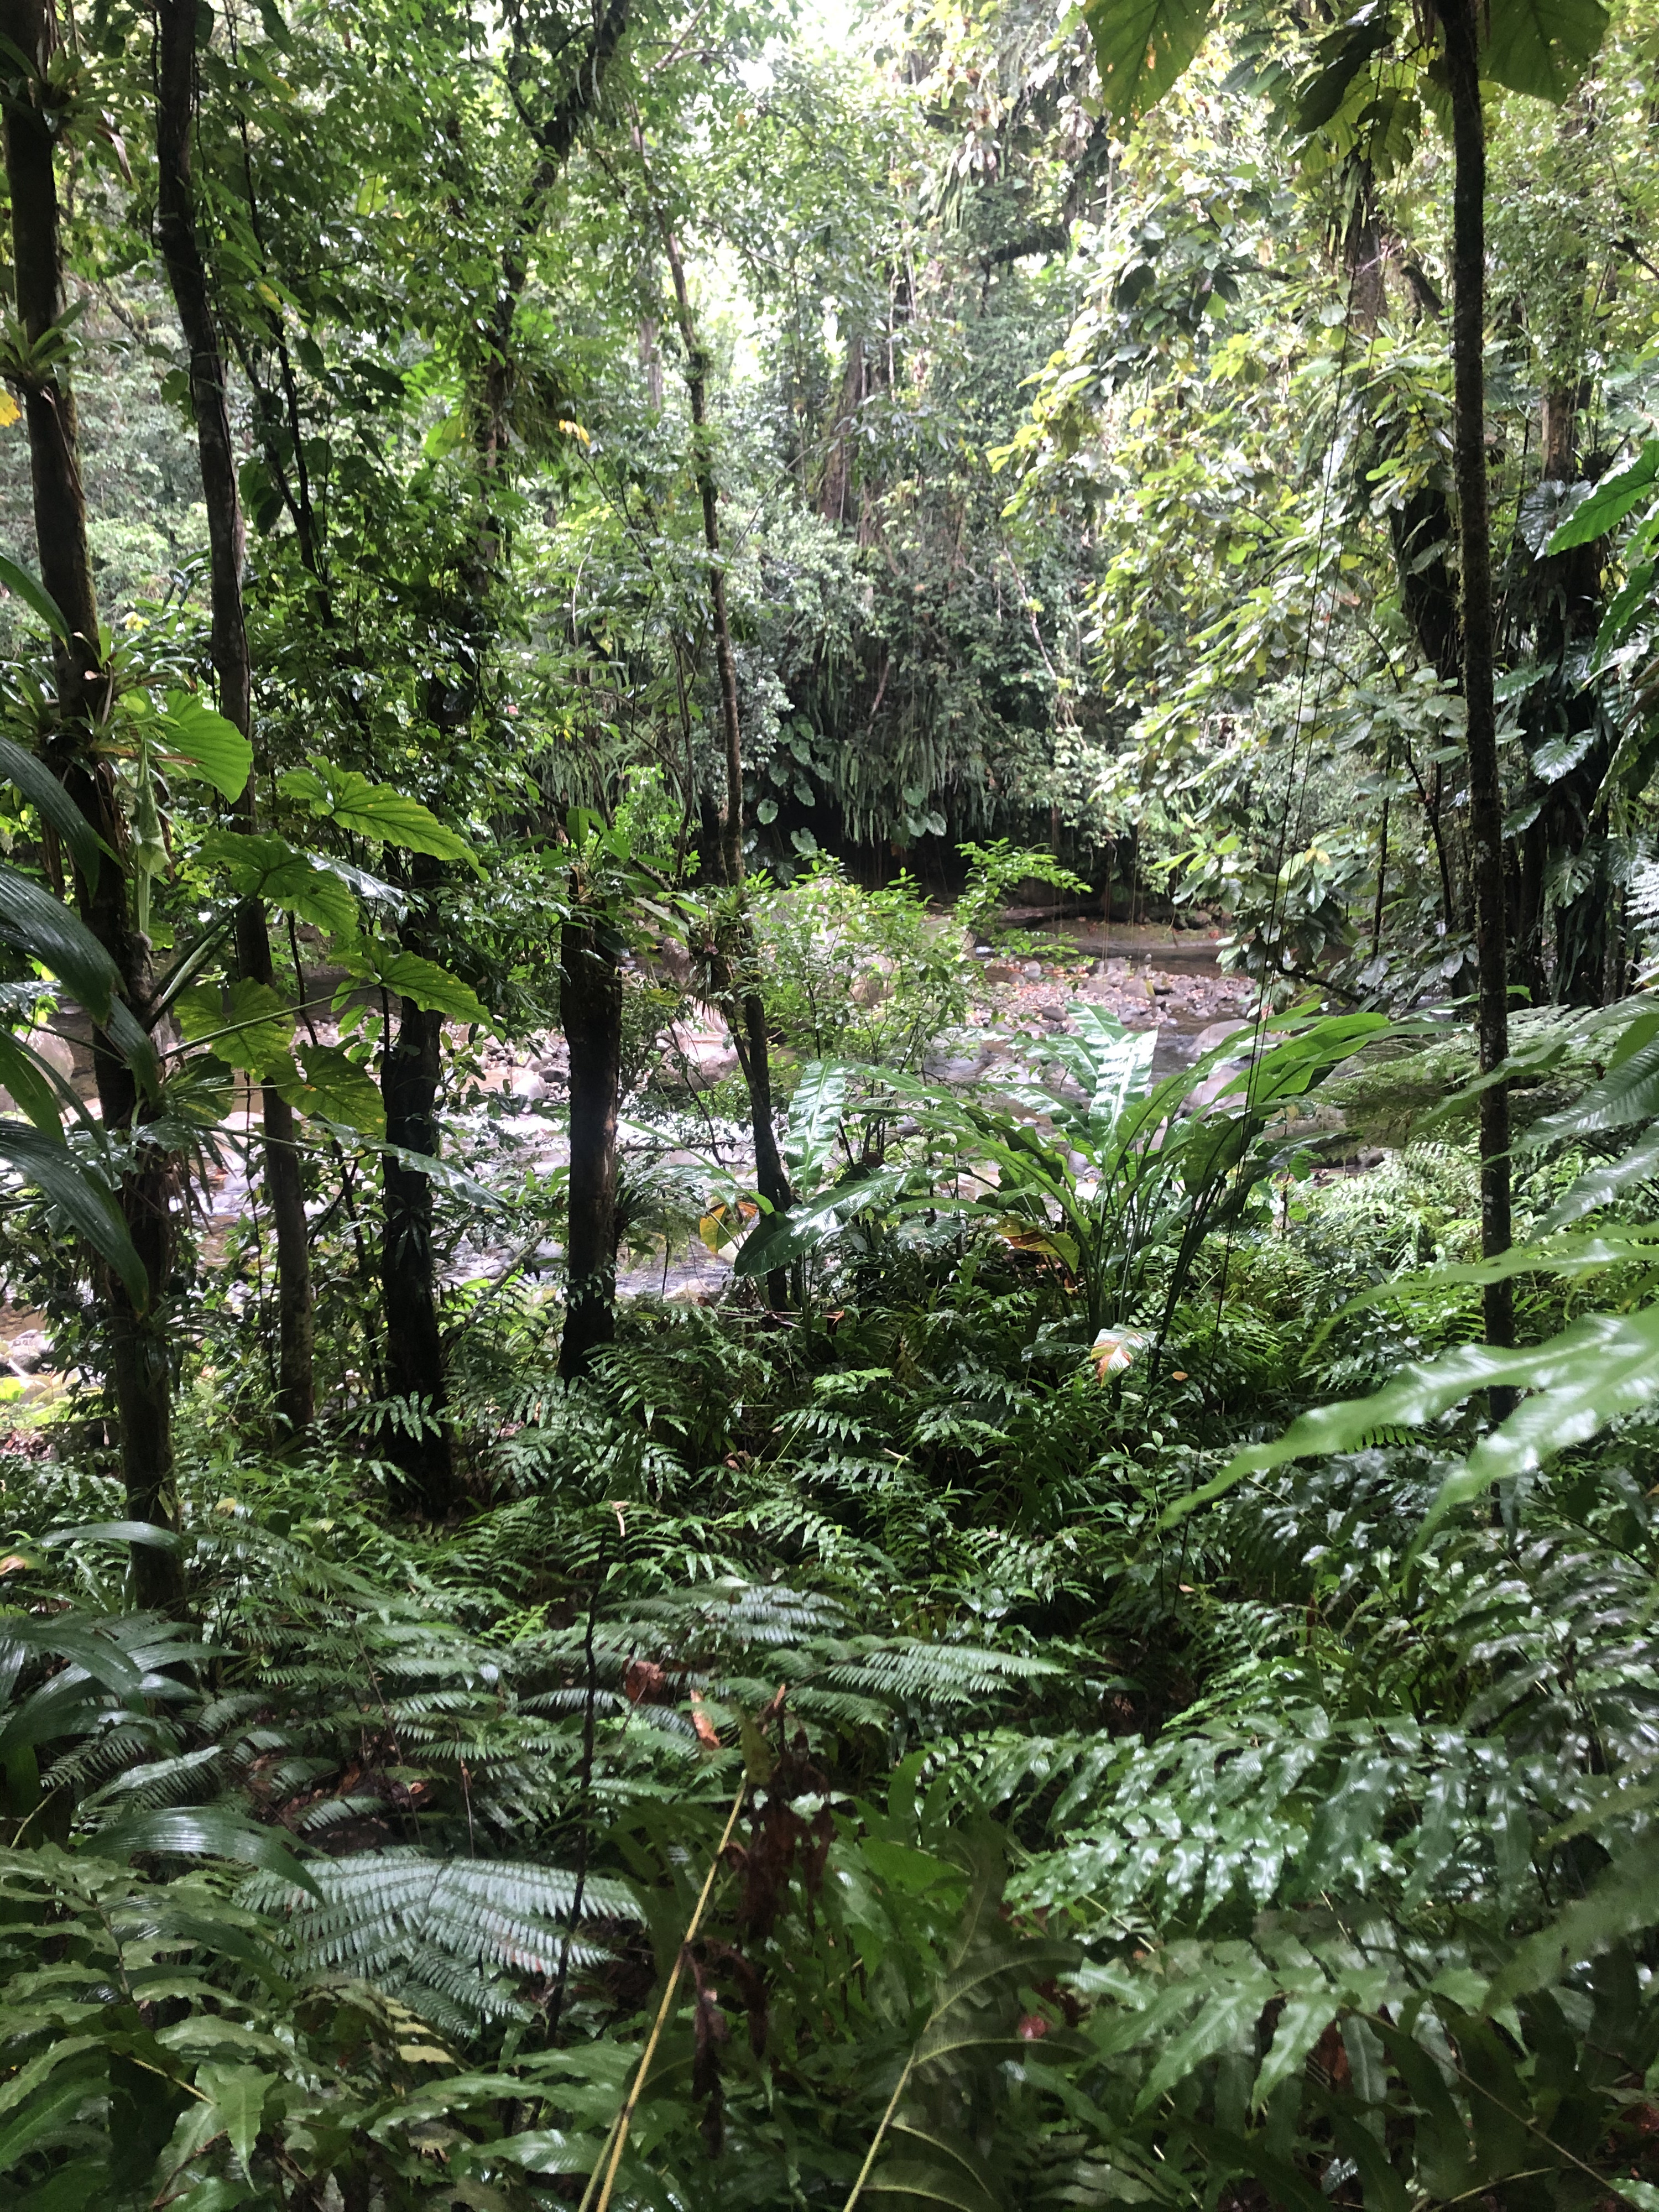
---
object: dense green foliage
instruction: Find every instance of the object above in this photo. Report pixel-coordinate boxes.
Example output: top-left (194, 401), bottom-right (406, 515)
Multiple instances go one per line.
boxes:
top-left (6, 0), bottom-right (1659, 2200)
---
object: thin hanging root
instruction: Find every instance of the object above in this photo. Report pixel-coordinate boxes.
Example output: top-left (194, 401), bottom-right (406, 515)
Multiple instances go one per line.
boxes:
top-left (580, 1769), bottom-right (752, 2212)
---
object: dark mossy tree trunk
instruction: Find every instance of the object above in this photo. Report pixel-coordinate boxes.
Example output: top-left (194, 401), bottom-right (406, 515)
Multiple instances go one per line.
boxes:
top-left (378, 985), bottom-right (456, 1513)
top-left (154, 0), bottom-right (314, 1436)
top-left (655, 213), bottom-right (793, 1302)
top-left (1444, 0), bottom-right (1515, 1370)
top-left (1, 0), bottom-right (182, 1605)
top-left (558, 902), bottom-right (622, 1380)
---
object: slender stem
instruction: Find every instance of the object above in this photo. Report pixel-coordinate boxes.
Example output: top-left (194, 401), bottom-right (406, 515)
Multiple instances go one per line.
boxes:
top-left (583, 1770), bottom-right (749, 2212)
top-left (838, 2051), bottom-right (919, 2212)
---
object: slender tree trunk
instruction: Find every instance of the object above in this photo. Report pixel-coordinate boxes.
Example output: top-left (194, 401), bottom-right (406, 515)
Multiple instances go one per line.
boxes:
top-left (1444, 0), bottom-right (1515, 1372)
top-left (378, 989), bottom-right (456, 1513)
top-left (154, 0), bottom-right (314, 1435)
top-left (2, 0), bottom-right (184, 1606)
top-left (654, 214), bottom-right (793, 1299)
top-left (559, 900), bottom-right (622, 1380)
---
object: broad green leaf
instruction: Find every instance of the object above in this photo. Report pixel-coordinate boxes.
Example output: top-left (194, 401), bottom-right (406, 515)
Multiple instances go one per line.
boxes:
top-left (865, 2156), bottom-right (998, 2212)
top-left (0, 2070), bottom-right (102, 2174)
top-left (1483, 0), bottom-right (1608, 99)
top-left (1133, 1965), bottom-right (1276, 2111)
top-left (785, 1058), bottom-right (850, 1181)
top-left (274, 1042), bottom-right (384, 1136)
top-left (0, 865), bottom-right (118, 1021)
top-left (1373, 2026), bottom-right (1476, 2200)
top-left (1297, 12), bottom-right (1396, 134)
top-left (0, 553), bottom-right (71, 643)
top-left (1186, 2124), bottom-right (1333, 2212)
top-left (0, 2037), bottom-right (103, 2130)
top-left (1083, 0), bottom-right (1215, 123)
top-left (378, 951), bottom-right (486, 1024)
top-left (158, 695), bottom-right (252, 801)
top-left (1328, 2112), bottom-right (1410, 2212)
top-left (196, 828), bottom-right (360, 935)
top-left (734, 1166), bottom-right (910, 1276)
top-left (337, 938), bottom-right (487, 1024)
top-left (0, 1029), bottom-right (74, 1134)
top-left (0, 1118), bottom-right (147, 1307)
top-left (195, 2061), bottom-right (272, 2179)
top-left (0, 732), bottom-right (103, 885)
top-left (277, 760), bottom-right (477, 867)
top-left (1538, 1123), bottom-right (1659, 1228)
top-left (92, 1807), bottom-right (321, 1898)
top-left (176, 979), bottom-right (295, 1077)
top-left (1546, 440), bottom-right (1659, 551)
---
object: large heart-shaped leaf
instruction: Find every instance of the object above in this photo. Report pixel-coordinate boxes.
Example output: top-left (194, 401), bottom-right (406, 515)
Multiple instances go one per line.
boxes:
top-left (1083, 0), bottom-right (1216, 122)
top-left (1483, 0), bottom-right (1608, 101)
top-left (159, 693), bottom-right (253, 801)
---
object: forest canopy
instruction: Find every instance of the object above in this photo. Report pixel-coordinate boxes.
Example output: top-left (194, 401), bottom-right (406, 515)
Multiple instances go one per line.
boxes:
top-left (4, 0), bottom-right (1659, 2200)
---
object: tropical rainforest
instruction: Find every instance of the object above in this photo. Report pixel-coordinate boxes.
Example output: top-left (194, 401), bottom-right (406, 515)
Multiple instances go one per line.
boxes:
top-left (4, 0), bottom-right (1659, 2198)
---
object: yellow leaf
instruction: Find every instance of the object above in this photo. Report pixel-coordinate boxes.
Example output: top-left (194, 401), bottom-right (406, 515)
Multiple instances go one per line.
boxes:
top-left (0, 391), bottom-right (18, 427)
top-left (556, 418), bottom-right (591, 446)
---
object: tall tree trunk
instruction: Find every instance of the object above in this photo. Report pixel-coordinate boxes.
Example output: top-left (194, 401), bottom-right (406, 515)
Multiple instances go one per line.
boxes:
top-left (1444, 0), bottom-right (1515, 1372)
top-left (2, 0), bottom-right (184, 1606)
top-left (654, 213), bottom-right (794, 1298)
top-left (378, 989), bottom-right (456, 1513)
top-left (559, 901), bottom-right (622, 1380)
top-left (154, 0), bottom-right (314, 1435)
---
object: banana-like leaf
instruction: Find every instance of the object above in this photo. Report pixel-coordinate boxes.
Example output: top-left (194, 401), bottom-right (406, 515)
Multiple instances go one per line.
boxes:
top-left (0, 732), bottom-right (103, 886)
top-left (0, 1028), bottom-right (76, 1134)
top-left (1546, 439), bottom-right (1659, 552)
top-left (0, 865), bottom-right (117, 1022)
top-left (1539, 1124), bottom-right (1659, 1229)
top-left (1321, 1229), bottom-right (1659, 1333)
top-left (1487, 1837), bottom-right (1659, 2008)
top-left (734, 1165), bottom-right (911, 1277)
top-left (38, 1520), bottom-right (184, 1551)
top-left (93, 1806), bottom-right (322, 1898)
top-left (0, 553), bottom-right (70, 642)
top-left (0, 1119), bottom-right (147, 1307)
top-left (1524, 1029), bottom-right (1659, 1146)
top-left (785, 1058), bottom-right (851, 1184)
top-left (1168, 1306), bottom-right (1659, 1552)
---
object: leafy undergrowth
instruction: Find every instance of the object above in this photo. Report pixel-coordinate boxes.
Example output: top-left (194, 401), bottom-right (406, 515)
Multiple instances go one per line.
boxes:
top-left (6, 1157), bottom-right (1659, 2210)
